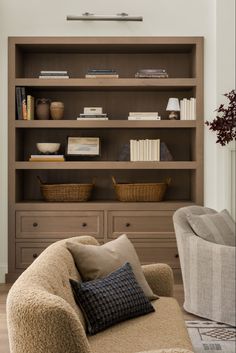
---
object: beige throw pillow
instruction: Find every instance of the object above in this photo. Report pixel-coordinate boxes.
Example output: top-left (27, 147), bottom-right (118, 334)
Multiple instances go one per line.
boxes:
top-left (67, 234), bottom-right (157, 300)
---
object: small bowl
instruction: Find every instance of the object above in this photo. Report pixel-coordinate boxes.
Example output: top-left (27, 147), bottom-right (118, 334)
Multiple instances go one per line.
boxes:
top-left (36, 143), bottom-right (60, 154)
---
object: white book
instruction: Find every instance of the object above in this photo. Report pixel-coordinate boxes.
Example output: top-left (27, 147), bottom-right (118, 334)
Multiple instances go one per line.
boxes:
top-left (39, 75), bottom-right (69, 79)
top-left (157, 139), bottom-right (160, 161)
top-left (136, 140), bottom-right (139, 161)
top-left (190, 98), bottom-right (196, 120)
top-left (183, 98), bottom-right (188, 120)
top-left (139, 140), bottom-right (143, 161)
top-left (129, 112), bottom-right (159, 117)
top-left (186, 99), bottom-right (190, 120)
top-left (80, 113), bottom-right (107, 117)
top-left (77, 117), bottom-right (108, 120)
top-left (144, 140), bottom-right (148, 161)
top-left (130, 140), bottom-right (133, 161)
top-left (30, 155), bottom-right (64, 159)
top-left (180, 99), bottom-right (184, 120)
top-left (128, 116), bottom-right (161, 120)
top-left (40, 70), bottom-right (68, 74)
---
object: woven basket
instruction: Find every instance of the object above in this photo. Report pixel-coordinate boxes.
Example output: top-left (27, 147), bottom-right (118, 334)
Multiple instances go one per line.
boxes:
top-left (37, 176), bottom-right (94, 202)
top-left (112, 176), bottom-right (171, 202)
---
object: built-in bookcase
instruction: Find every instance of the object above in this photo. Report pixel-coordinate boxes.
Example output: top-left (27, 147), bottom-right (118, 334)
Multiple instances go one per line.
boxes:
top-left (8, 37), bottom-right (203, 282)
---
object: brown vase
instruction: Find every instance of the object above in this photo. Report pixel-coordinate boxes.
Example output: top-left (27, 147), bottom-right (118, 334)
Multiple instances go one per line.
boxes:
top-left (36, 98), bottom-right (51, 120)
top-left (50, 101), bottom-right (64, 120)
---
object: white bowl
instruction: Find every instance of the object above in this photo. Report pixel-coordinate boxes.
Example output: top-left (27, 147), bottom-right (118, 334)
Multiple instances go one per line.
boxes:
top-left (36, 143), bottom-right (60, 154)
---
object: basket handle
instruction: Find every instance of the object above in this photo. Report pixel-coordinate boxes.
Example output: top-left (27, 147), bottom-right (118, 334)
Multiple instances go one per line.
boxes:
top-left (111, 176), bottom-right (117, 186)
top-left (37, 176), bottom-right (44, 185)
top-left (165, 177), bottom-right (171, 186)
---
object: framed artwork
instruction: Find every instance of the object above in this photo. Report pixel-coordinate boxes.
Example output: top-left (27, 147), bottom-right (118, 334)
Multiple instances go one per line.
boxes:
top-left (67, 137), bottom-right (100, 156)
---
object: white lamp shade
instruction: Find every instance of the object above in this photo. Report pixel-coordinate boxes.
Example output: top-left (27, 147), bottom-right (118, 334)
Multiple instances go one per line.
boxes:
top-left (166, 98), bottom-right (180, 111)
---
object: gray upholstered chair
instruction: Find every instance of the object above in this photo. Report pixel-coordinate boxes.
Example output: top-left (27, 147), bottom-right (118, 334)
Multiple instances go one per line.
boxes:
top-left (173, 206), bottom-right (236, 326)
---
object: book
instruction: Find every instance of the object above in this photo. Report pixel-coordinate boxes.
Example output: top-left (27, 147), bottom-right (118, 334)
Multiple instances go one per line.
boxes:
top-left (40, 70), bottom-right (68, 75)
top-left (27, 95), bottom-right (35, 120)
top-left (79, 113), bottom-right (107, 118)
top-left (87, 69), bottom-right (117, 73)
top-left (21, 87), bottom-right (27, 120)
top-left (130, 139), bottom-right (160, 161)
top-left (180, 98), bottom-right (196, 120)
top-left (129, 112), bottom-right (159, 117)
top-left (77, 117), bottom-right (108, 120)
top-left (128, 116), bottom-right (161, 120)
top-left (29, 155), bottom-right (65, 162)
top-left (39, 75), bottom-right (69, 79)
top-left (16, 87), bottom-right (22, 120)
top-left (85, 74), bottom-right (119, 78)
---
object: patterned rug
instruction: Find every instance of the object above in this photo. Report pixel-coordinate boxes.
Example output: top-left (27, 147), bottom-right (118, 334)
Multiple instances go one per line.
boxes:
top-left (186, 320), bottom-right (236, 353)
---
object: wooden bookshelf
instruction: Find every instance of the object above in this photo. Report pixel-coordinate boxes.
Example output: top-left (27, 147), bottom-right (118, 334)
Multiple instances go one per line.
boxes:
top-left (8, 36), bottom-right (204, 282)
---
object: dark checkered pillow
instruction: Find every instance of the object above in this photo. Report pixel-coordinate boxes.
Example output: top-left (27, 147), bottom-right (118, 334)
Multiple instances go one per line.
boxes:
top-left (70, 262), bottom-right (155, 335)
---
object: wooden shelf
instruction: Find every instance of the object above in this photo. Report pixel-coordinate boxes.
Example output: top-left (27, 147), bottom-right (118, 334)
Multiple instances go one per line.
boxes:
top-left (14, 78), bottom-right (196, 91)
top-left (15, 120), bottom-right (198, 129)
top-left (15, 161), bottom-right (197, 170)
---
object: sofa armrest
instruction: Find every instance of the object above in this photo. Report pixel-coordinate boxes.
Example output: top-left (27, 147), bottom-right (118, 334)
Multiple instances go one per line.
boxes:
top-left (137, 349), bottom-right (194, 353)
top-left (7, 288), bottom-right (91, 353)
top-left (142, 263), bottom-right (174, 297)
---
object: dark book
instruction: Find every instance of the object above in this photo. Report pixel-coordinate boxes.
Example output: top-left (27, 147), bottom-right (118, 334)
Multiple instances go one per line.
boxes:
top-left (160, 142), bottom-right (174, 161)
top-left (15, 87), bottom-right (22, 120)
top-left (21, 87), bottom-right (27, 120)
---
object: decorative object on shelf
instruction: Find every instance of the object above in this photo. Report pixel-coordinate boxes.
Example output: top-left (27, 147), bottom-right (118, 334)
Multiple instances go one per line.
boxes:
top-left (135, 69), bottom-right (168, 78)
top-left (67, 13), bottom-right (143, 22)
top-left (77, 107), bottom-right (108, 120)
top-left (50, 101), bottom-right (64, 120)
top-left (160, 142), bottom-right (174, 161)
top-left (180, 98), bottom-right (196, 120)
top-left (205, 90), bottom-right (236, 146)
top-left (128, 112), bottom-right (161, 120)
top-left (36, 98), bottom-right (51, 120)
top-left (37, 176), bottom-right (94, 202)
top-left (118, 143), bottom-right (130, 161)
top-left (85, 69), bottom-right (119, 78)
top-left (130, 139), bottom-right (160, 161)
top-left (67, 137), bottom-right (100, 156)
top-left (39, 70), bottom-right (69, 79)
top-left (112, 176), bottom-right (171, 202)
top-left (36, 143), bottom-right (61, 154)
top-left (166, 98), bottom-right (180, 120)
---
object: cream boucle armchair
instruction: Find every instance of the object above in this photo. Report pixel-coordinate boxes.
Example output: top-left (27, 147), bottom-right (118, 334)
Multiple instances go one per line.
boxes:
top-left (7, 236), bottom-right (194, 353)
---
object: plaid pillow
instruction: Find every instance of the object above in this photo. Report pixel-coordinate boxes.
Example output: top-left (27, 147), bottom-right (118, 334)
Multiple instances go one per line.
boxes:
top-left (70, 262), bottom-right (155, 335)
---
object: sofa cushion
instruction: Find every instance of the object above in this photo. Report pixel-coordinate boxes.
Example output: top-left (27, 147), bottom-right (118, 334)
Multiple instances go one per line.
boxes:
top-left (186, 209), bottom-right (235, 246)
top-left (88, 297), bottom-right (193, 353)
top-left (67, 234), bottom-right (157, 300)
top-left (70, 262), bottom-right (155, 335)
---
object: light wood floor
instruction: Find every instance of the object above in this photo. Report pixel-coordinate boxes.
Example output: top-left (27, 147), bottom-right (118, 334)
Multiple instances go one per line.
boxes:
top-left (0, 283), bottom-right (197, 353)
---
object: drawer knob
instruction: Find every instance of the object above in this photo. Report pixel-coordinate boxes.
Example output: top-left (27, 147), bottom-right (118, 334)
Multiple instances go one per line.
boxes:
top-left (82, 222), bottom-right (87, 227)
top-left (125, 223), bottom-right (130, 227)
top-left (33, 253), bottom-right (38, 259)
top-left (33, 222), bottom-right (38, 227)
top-left (175, 254), bottom-right (179, 258)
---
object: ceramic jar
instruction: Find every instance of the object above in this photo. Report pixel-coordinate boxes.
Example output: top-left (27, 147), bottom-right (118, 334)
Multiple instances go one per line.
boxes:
top-left (36, 98), bottom-right (51, 120)
top-left (50, 101), bottom-right (64, 120)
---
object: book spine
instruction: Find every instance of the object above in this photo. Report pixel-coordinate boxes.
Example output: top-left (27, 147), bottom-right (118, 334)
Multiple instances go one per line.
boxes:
top-left (21, 87), bottom-right (27, 120)
top-left (157, 139), bottom-right (160, 162)
top-left (180, 100), bottom-right (184, 120)
top-left (15, 87), bottom-right (22, 120)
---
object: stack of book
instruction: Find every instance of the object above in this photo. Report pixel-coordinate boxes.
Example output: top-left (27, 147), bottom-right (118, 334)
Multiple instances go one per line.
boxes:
top-left (77, 107), bottom-right (108, 120)
top-left (85, 69), bottom-right (119, 78)
top-left (180, 98), bottom-right (196, 120)
top-left (16, 87), bottom-right (34, 120)
top-left (135, 69), bottom-right (168, 78)
top-left (130, 139), bottom-right (160, 161)
top-left (128, 112), bottom-right (161, 120)
top-left (29, 155), bottom-right (65, 162)
top-left (39, 70), bottom-right (69, 79)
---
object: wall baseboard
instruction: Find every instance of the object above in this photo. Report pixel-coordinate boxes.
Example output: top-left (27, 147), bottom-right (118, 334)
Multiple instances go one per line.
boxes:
top-left (0, 263), bottom-right (8, 283)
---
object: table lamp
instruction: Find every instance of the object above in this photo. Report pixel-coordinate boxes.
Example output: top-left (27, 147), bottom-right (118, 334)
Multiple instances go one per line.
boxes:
top-left (166, 98), bottom-right (180, 120)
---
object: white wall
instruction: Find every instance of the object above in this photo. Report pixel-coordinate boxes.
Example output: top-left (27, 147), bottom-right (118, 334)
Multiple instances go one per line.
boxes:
top-left (0, 0), bottom-right (235, 282)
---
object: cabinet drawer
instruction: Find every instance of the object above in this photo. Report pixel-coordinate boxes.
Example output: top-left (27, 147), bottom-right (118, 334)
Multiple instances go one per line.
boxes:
top-left (16, 243), bottom-right (50, 269)
top-left (133, 242), bottom-right (180, 269)
top-left (108, 211), bottom-right (174, 240)
top-left (16, 211), bottom-right (103, 239)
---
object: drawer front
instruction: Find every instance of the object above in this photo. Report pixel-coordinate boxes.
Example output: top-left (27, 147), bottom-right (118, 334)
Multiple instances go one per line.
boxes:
top-left (133, 242), bottom-right (180, 269)
top-left (108, 210), bottom-right (174, 240)
top-left (16, 211), bottom-right (104, 239)
top-left (16, 243), bottom-right (50, 269)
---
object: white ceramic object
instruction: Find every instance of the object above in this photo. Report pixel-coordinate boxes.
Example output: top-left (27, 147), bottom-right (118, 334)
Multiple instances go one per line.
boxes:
top-left (36, 143), bottom-right (60, 154)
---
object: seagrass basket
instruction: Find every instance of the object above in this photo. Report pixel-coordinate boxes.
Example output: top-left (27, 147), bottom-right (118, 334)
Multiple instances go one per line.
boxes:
top-left (112, 176), bottom-right (171, 202)
top-left (37, 176), bottom-right (94, 202)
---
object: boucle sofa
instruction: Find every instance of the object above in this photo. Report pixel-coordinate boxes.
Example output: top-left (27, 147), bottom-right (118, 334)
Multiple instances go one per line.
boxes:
top-left (7, 236), bottom-right (194, 353)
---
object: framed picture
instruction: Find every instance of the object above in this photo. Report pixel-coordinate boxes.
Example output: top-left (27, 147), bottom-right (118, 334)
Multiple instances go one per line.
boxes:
top-left (67, 137), bottom-right (100, 156)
